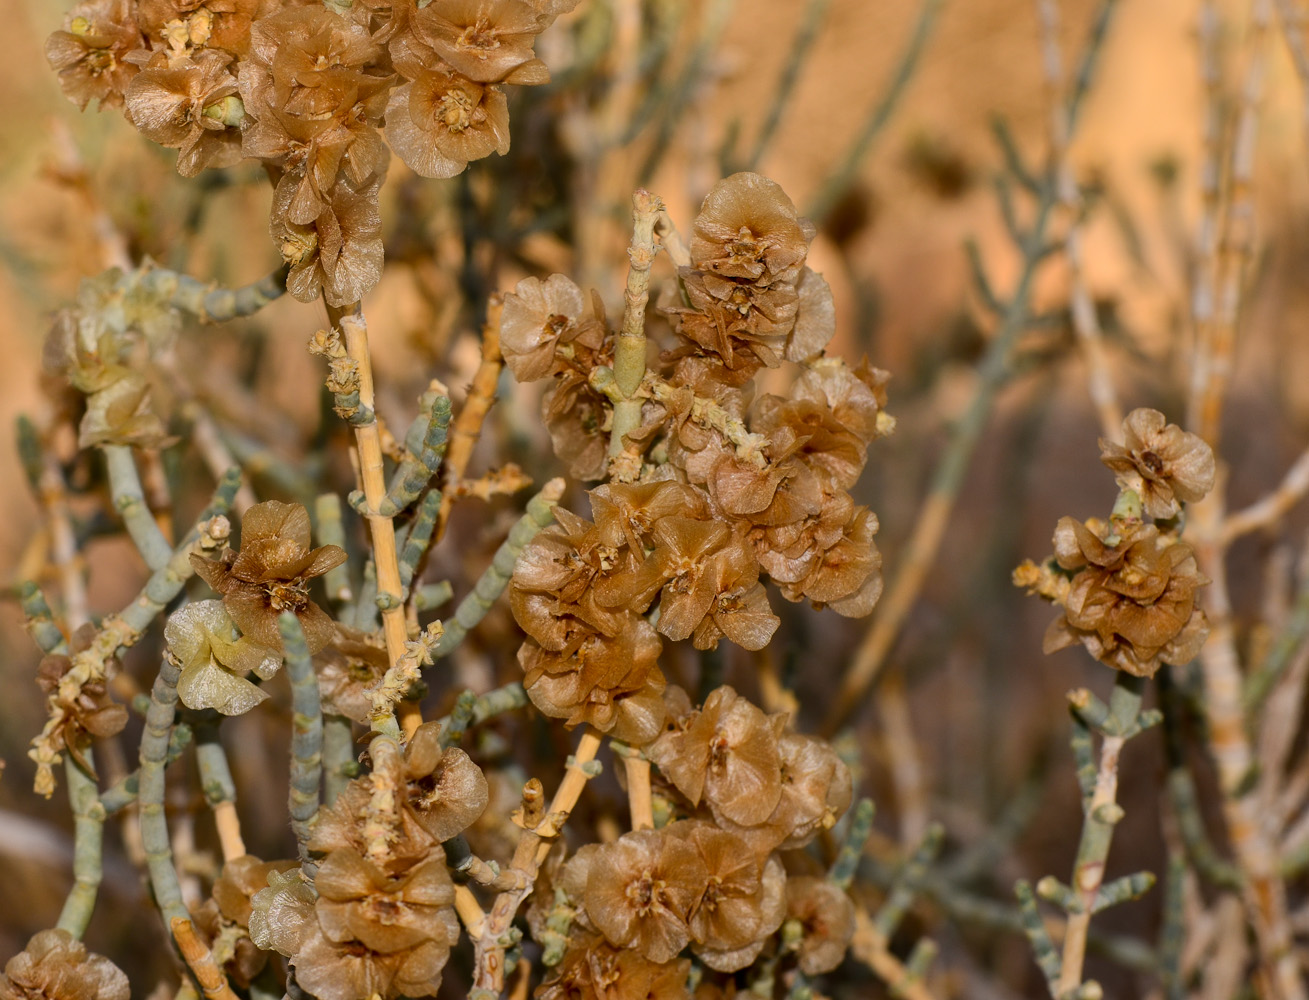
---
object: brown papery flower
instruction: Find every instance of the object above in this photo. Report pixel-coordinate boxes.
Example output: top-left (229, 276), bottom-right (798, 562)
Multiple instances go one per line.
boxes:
top-left (386, 69), bottom-right (511, 179)
top-left (785, 877), bottom-right (856, 976)
top-left (538, 933), bottom-right (691, 1000)
top-left (270, 174), bottom-right (385, 307)
top-left (317, 624), bottom-right (391, 725)
top-left (501, 274), bottom-right (604, 382)
top-left (1042, 518), bottom-right (1209, 678)
top-left (411, 0), bottom-right (549, 84)
top-left (245, 7), bottom-right (386, 121)
top-left (689, 173), bottom-right (809, 285)
top-left (195, 854), bottom-right (298, 988)
top-left (250, 862), bottom-right (458, 1000)
top-left (647, 685), bottom-right (783, 827)
top-left (722, 732), bottom-right (852, 852)
top-left (1100, 408), bottom-right (1216, 520)
top-left (244, 107), bottom-right (391, 225)
top-left (590, 481), bottom-right (710, 555)
top-left (125, 51), bottom-right (243, 177)
top-left (314, 847), bottom-right (458, 956)
top-left (36, 625), bottom-right (129, 779)
top-left (0, 930), bottom-right (129, 1000)
top-left (190, 500), bottom-right (346, 654)
top-left (675, 822), bottom-right (785, 963)
top-left (584, 827), bottom-right (705, 963)
top-left (45, 0), bottom-right (142, 111)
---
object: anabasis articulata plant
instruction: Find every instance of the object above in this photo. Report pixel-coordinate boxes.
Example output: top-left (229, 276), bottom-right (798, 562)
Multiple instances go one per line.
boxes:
top-left (15, 3), bottom-right (890, 998)
top-left (18, 0), bottom-right (1309, 997)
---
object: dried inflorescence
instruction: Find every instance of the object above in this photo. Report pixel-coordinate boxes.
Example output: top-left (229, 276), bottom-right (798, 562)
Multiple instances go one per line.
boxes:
top-left (1099, 408), bottom-right (1216, 521)
top-left (190, 500), bottom-right (347, 654)
top-left (193, 855), bottom-right (299, 989)
top-left (252, 725), bottom-right (485, 1000)
top-left (502, 174), bottom-right (890, 743)
top-left (1021, 408), bottom-right (1216, 677)
top-left (0, 930), bottom-right (129, 1000)
top-left (526, 683), bottom-right (857, 990)
top-left (48, 0), bottom-right (580, 306)
top-left (1042, 518), bottom-right (1210, 678)
top-left (35, 625), bottom-right (129, 778)
top-left (165, 599), bottom-right (281, 715)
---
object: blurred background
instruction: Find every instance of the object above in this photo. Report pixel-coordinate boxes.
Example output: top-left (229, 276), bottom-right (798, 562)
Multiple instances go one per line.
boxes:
top-left (4, 0), bottom-right (1309, 996)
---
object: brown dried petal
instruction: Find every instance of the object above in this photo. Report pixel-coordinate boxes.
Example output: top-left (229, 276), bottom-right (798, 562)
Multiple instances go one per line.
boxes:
top-left (403, 724), bottom-right (490, 841)
top-left (648, 686), bottom-right (782, 827)
top-left (1100, 408), bottom-right (1216, 519)
top-left (584, 828), bottom-right (704, 963)
top-left (786, 877), bottom-right (855, 975)
top-left (501, 274), bottom-right (590, 381)
top-left (46, 0), bottom-right (142, 111)
top-left (690, 173), bottom-right (808, 284)
top-left (412, 0), bottom-right (545, 83)
top-left (1, 930), bottom-right (129, 1000)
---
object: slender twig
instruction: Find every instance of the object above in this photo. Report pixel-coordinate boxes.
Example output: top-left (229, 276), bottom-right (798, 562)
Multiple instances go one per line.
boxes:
top-left (194, 718), bottom-right (245, 863)
top-left (1055, 673), bottom-right (1144, 997)
top-left (1222, 447), bottom-right (1309, 543)
top-left (430, 479), bottom-right (563, 658)
top-left (20, 582), bottom-right (68, 656)
top-left (139, 264), bottom-right (288, 324)
top-left (281, 612), bottom-right (322, 861)
top-left (170, 917), bottom-right (239, 1000)
top-left (830, 798), bottom-right (876, 891)
top-left (437, 300), bottom-right (504, 542)
top-left (472, 729), bottom-right (603, 994)
top-left (398, 489), bottom-right (442, 596)
top-left (1188, 0), bottom-right (1270, 450)
top-left (336, 309), bottom-right (417, 734)
top-left (1037, 0), bottom-right (1123, 441)
top-left (56, 755), bottom-right (106, 938)
top-left (608, 190), bottom-right (663, 480)
top-left (104, 444), bottom-right (172, 572)
top-left (824, 0), bottom-right (1120, 734)
top-left (140, 653), bottom-right (190, 926)
top-left (100, 722), bottom-right (193, 815)
top-left (377, 391), bottom-right (451, 517)
top-left (314, 493), bottom-right (352, 606)
top-left (805, 0), bottom-right (942, 225)
top-left (322, 714), bottom-right (356, 808)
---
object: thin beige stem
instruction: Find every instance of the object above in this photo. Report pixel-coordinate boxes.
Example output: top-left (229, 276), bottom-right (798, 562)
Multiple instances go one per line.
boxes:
top-left (1038, 0), bottom-right (1123, 442)
top-left (212, 802), bottom-right (245, 863)
top-left (1223, 447), bottom-right (1309, 543)
top-left (437, 299), bottom-right (503, 543)
top-left (339, 311), bottom-right (419, 736)
top-left (851, 907), bottom-right (938, 1000)
top-left (170, 918), bottom-right (238, 1000)
top-left (453, 884), bottom-right (486, 938)
top-left (623, 755), bottom-right (653, 831)
top-left (1188, 0), bottom-right (1270, 448)
top-left (1192, 487), bottom-right (1306, 1000)
top-left (474, 729), bottom-right (603, 994)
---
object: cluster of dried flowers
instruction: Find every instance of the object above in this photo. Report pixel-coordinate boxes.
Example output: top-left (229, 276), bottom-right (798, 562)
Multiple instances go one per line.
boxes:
top-left (505, 171), bottom-right (892, 739)
top-left (534, 685), bottom-right (857, 996)
top-left (1016, 407), bottom-right (1216, 677)
top-left (0, 930), bottom-right (129, 1000)
top-left (246, 722), bottom-right (486, 1000)
top-left (42, 268), bottom-right (181, 451)
top-left (47, 0), bottom-right (580, 306)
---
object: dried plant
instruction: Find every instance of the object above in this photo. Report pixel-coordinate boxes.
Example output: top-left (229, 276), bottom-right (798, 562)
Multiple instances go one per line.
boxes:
top-left (11, 1), bottom-right (1309, 999)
